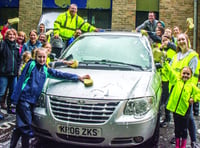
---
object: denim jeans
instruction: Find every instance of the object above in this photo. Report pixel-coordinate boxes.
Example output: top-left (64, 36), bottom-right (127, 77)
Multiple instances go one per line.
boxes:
top-left (161, 81), bottom-right (171, 122)
top-left (0, 76), bottom-right (17, 106)
top-left (188, 105), bottom-right (196, 142)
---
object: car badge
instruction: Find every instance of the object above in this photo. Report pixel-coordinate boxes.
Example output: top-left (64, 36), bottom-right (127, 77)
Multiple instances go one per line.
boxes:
top-left (77, 100), bottom-right (85, 105)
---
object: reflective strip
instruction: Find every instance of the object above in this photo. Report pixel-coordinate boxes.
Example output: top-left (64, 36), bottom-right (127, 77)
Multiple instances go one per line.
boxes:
top-left (60, 34), bottom-right (69, 40)
top-left (64, 12), bottom-right (68, 27)
top-left (79, 22), bottom-right (85, 29)
top-left (194, 73), bottom-right (199, 78)
top-left (87, 25), bottom-right (91, 32)
top-left (76, 15), bottom-right (78, 29)
top-left (54, 21), bottom-right (61, 25)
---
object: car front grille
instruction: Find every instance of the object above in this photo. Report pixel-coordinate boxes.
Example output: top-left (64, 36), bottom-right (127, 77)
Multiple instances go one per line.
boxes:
top-left (49, 96), bottom-right (120, 124)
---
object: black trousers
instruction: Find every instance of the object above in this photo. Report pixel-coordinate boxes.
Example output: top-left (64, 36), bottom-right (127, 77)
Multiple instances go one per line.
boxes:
top-left (173, 113), bottom-right (190, 139)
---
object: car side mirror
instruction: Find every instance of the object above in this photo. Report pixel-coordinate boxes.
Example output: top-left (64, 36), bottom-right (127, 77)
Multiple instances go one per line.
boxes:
top-left (49, 53), bottom-right (57, 61)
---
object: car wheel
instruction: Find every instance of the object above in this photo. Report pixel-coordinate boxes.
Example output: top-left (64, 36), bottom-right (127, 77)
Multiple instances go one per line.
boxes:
top-left (139, 112), bottom-right (160, 148)
top-left (148, 112), bottom-right (160, 147)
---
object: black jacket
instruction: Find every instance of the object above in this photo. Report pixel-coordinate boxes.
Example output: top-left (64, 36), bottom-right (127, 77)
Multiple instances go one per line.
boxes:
top-left (0, 39), bottom-right (21, 76)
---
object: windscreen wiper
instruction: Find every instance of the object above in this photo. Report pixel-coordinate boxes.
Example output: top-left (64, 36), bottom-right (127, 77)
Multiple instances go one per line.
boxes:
top-left (81, 59), bottom-right (145, 70)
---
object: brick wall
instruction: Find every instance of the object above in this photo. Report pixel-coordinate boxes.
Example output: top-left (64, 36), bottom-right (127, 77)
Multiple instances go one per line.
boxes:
top-left (17, 0), bottom-right (199, 52)
top-left (112, 0), bottom-right (136, 31)
top-left (159, 0), bottom-right (200, 52)
top-left (18, 0), bottom-right (42, 35)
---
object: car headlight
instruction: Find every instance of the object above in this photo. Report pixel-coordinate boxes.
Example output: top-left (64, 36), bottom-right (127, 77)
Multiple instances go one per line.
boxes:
top-left (124, 97), bottom-right (154, 118)
top-left (36, 93), bottom-right (46, 108)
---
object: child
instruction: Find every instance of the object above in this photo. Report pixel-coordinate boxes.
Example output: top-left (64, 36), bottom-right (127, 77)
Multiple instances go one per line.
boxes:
top-left (10, 47), bottom-right (90, 148)
top-left (163, 62), bottom-right (200, 148)
top-left (20, 51), bottom-right (32, 73)
top-left (17, 31), bottom-right (27, 55)
top-left (42, 42), bottom-right (52, 65)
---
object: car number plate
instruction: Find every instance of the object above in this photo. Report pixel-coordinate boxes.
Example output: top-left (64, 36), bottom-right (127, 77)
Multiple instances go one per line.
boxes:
top-left (57, 125), bottom-right (102, 137)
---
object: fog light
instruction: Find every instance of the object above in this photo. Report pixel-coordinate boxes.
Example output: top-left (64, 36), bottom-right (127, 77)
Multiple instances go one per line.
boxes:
top-left (133, 136), bottom-right (144, 143)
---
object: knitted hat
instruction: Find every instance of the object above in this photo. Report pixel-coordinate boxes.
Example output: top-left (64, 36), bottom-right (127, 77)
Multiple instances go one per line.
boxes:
top-left (157, 21), bottom-right (165, 28)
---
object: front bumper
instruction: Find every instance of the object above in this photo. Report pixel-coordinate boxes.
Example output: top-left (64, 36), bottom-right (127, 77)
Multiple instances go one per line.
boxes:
top-left (33, 102), bottom-right (158, 147)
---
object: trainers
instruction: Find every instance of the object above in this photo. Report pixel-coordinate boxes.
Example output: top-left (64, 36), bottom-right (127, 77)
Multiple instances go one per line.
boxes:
top-left (7, 108), bottom-right (16, 114)
top-left (7, 104), bottom-right (16, 114)
top-left (170, 137), bottom-right (176, 144)
top-left (160, 121), bottom-right (169, 128)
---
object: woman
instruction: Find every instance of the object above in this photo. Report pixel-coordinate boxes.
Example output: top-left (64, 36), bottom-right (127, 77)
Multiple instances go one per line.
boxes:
top-left (170, 33), bottom-right (199, 148)
top-left (0, 29), bottom-right (21, 117)
top-left (21, 29), bottom-right (42, 55)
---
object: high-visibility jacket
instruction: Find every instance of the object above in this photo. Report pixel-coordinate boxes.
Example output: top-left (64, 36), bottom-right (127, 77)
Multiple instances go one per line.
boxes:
top-left (161, 47), bottom-right (176, 82)
top-left (163, 62), bottom-right (200, 116)
top-left (171, 50), bottom-right (199, 85)
top-left (54, 11), bottom-right (96, 40)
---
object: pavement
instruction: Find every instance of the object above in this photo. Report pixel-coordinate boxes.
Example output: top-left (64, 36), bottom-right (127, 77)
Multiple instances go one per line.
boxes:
top-left (0, 108), bottom-right (200, 148)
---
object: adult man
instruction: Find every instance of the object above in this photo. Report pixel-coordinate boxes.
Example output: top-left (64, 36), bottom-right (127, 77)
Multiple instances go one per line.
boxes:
top-left (54, 4), bottom-right (99, 47)
top-left (136, 12), bottom-right (158, 32)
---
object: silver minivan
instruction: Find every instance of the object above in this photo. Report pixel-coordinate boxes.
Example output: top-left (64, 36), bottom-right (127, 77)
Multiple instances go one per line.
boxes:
top-left (33, 32), bottom-right (162, 147)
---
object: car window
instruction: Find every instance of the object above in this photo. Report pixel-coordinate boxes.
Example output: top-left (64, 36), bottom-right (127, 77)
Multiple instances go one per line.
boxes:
top-left (63, 35), bottom-right (152, 70)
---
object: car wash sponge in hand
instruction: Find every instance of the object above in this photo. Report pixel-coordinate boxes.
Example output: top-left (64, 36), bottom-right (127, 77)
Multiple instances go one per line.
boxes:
top-left (84, 78), bottom-right (93, 87)
top-left (70, 60), bottom-right (79, 68)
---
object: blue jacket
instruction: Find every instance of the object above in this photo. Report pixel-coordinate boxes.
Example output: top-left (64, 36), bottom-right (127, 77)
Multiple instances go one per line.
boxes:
top-left (21, 40), bottom-right (42, 55)
top-left (11, 60), bottom-right (79, 105)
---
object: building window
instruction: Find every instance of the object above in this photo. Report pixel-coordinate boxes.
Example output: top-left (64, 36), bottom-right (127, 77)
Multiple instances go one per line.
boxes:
top-left (136, 0), bottom-right (159, 28)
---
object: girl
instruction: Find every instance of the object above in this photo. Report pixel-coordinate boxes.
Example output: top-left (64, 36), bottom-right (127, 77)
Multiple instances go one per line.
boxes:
top-left (17, 31), bottom-right (27, 54)
top-left (42, 42), bottom-right (52, 65)
top-left (20, 51), bottom-right (32, 73)
top-left (10, 47), bottom-right (90, 148)
top-left (163, 63), bottom-right (200, 148)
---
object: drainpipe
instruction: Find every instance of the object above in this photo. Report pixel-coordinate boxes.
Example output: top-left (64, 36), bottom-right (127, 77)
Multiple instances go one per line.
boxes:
top-left (193, 0), bottom-right (198, 51)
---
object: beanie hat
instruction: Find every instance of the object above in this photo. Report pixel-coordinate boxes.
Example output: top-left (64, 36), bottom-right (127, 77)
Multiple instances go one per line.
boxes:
top-left (157, 21), bottom-right (165, 28)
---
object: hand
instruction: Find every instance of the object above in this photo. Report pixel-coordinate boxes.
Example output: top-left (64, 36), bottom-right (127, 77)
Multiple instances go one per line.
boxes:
top-left (78, 75), bottom-right (91, 82)
top-left (140, 29), bottom-right (148, 36)
top-left (62, 60), bottom-right (74, 66)
top-left (95, 28), bottom-right (100, 32)
top-left (54, 34), bottom-right (59, 39)
top-left (189, 98), bottom-right (194, 104)
top-left (160, 41), bottom-right (169, 49)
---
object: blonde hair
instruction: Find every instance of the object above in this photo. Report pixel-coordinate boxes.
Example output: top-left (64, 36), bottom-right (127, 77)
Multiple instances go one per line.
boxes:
top-left (5, 29), bottom-right (18, 40)
top-left (34, 47), bottom-right (48, 58)
top-left (176, 33), bottom-right (190, 52)
top-left (22, 51), bottom-right (32, 63)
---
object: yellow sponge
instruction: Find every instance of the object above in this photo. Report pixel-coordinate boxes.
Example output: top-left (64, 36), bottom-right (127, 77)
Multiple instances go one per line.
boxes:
top-left (8, 17), bottom-right (19, 25)
top-left (84, 79), bottom-right (93, 87)
top-left (70, 60), bottom-right (79, 68)
top-left (187, 18), bottom-right (194, 29)
top-left (140, 29), bottom-right (148, 36)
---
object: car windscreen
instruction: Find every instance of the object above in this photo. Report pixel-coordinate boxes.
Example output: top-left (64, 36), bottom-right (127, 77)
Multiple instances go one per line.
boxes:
top-left (62, 35), bottom-right (152, 70)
